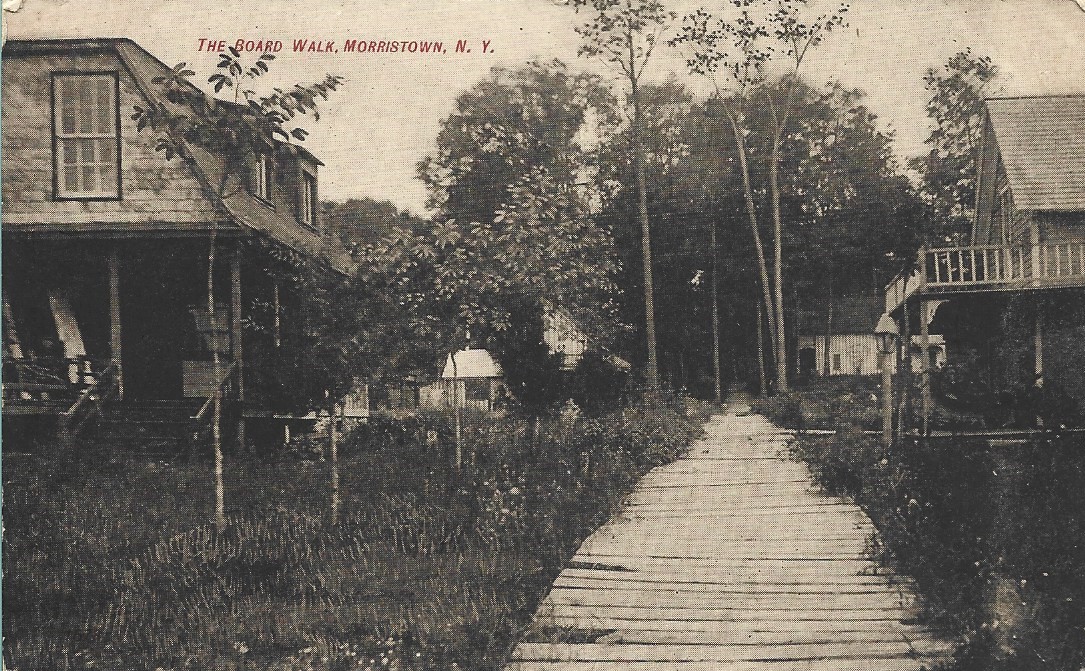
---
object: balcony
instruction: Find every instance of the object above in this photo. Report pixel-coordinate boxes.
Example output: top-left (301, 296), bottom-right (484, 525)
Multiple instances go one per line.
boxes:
top-left (886, 241), bottom-right (1085, 313)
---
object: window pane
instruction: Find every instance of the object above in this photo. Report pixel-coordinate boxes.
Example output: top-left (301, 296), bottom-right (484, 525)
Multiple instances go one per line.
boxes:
top-left (99, 141), bottom-right (114, 164)
top-left (98, 164), bottom-right (114, 190)
top-left (61, 106), bottom-right (76, 134)
top-left (64, 166), bottom-right (79, 191)
top-left (62, 140), bottom-right (78, 165)
top-left (79, 138), bottom-right (95, 162)
top-left (82, 166), bottom-right (96, 190)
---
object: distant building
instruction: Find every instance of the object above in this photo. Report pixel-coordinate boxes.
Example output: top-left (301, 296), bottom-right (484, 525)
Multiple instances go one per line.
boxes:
top-left (437, 348), bottom-right (506, 411)
top-left (797, 294), bottom-right (945, 377)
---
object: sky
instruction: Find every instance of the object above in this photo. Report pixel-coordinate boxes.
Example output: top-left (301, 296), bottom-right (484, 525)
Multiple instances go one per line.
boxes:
top-left (5, 0), bottom-right (1085, 215)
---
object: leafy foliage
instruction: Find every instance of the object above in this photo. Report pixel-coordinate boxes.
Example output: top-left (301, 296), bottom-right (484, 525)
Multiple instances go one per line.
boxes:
top-left (911, 50), bottom-right (998, 244)
top-left (132, 48), bottom-right (343, 190)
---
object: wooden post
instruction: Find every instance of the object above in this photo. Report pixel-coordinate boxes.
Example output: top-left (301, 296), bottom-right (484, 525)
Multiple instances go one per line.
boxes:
top-left (901, 300), bottom-right (913, 435)
top-left (108, 247), bottom-right (123, 400)
top-left (230, 247), bottom-right (245, 450)
top-left (881, 350), bottom-right (893, 451)
top-left (920, 298), bottom-right (932, 437)
top-left (917, 247), bottom-right (930, 436)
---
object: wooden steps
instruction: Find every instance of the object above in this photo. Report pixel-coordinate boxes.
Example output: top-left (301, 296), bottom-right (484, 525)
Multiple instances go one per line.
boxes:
top-left (508, 397), bottom-right (951, 670)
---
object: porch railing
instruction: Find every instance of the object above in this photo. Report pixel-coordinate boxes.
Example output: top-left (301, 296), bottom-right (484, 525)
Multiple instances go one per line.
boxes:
top-left (189, 360), bottom-right (239, 448)
top-left (58, 363), bottom-right (120, 446)
top-left (887, 241), bottom-right (1085, 312)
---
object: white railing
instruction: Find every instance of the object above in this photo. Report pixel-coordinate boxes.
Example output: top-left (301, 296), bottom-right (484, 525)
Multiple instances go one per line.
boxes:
top-left (885, 241), bottom-right (1085, 313)
top-left (926, 245), bottom-right (1028, 286)
top-left (1036, 241), bottom-right (1085, 280)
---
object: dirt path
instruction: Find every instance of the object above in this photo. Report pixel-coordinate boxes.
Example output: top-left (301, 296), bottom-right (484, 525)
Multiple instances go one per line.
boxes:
top-left (507, 396), bottom-right (950, 670)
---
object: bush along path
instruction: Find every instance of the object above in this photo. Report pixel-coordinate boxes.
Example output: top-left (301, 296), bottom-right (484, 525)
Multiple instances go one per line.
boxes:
top-left (507, 395), bottom-right (952, 671)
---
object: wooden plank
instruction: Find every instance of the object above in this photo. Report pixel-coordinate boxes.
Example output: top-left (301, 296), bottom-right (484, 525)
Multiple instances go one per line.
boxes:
top-left (512, 641), bottom-right (951, 662)
top-left (533, 614), bottom-right (931, 635)
top-left (535, 603), bottom-right (918, 623)
top-left (556, 568), bottom-right (915, 590)
top-left (507, 404), bottom-right (950, 671)
top-left (543, 589), bottom-right (916, 612)
top-left (508, 659), bottom-right (935, 671)
top-left (509, 660), bottom-right (933, 668)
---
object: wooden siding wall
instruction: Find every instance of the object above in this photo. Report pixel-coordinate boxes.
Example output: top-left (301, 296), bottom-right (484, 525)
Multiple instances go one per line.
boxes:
top-left (1040, 212), bottom-right (1085, 243)
top-left (797, 334), bottom-right (882, 376)
top-left (1, 51), bottom-right (219, 228)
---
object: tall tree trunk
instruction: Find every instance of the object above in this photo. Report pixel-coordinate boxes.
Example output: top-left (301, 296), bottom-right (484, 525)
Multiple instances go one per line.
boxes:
top-left (756, 300), bottom-right (767, 396)
top-left (822, 272), bottom-right (834, 377)
top-left (769, 124), bottom-right (789, 392)
top-left (711, 219), bottom-right (722, 403)
top-left (630, 71), bottom-right (659, 391)
top-left (726, 113), bottom-right (777, 355)
top-left (452, 352), bottom-right (462, 471)
top-left (328, 401), bottom-right (340, 523)
top-left (208, 232), bottom-right (225, 526)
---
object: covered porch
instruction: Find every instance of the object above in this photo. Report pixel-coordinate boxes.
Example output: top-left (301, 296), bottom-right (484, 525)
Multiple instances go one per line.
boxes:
top-left (2, 236), bottom-right (254, 446)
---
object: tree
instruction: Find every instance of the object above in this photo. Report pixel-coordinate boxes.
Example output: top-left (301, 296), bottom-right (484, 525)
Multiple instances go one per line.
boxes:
top-left (415, 61), bottom-right (623, 406)
top-left (674, 0), bottom-right (846, 393)
top-left (912, 49), bottom-right (998, 244)
top-left (134, 49), bottom-right (343, 523)
top-left (568, 0), bottom-right (675, 392)
top-left (419, 60), bottom-right (617, 229)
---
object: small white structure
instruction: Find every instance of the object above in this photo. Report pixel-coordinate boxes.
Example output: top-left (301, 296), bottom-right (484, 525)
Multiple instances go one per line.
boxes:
top-left (440, 348), bottom-right (506, 411)
top-left (797, 295), bottom-right (947, 376)
top-left (543, 305), bottom-right (588, 370)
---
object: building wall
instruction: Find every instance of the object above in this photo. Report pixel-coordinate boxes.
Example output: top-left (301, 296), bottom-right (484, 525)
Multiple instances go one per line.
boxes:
top-left (1, 50), bottom-right (219, 228)
top-left (797, 334), bottom-right (882, 376)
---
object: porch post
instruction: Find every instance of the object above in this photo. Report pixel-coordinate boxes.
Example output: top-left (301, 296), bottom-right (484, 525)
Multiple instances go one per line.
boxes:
top-left (231, 246), bottom-right (245, 450)
top-left (920, 298), bottom-right (932, 437)
top-left (918, 246), bottom-right (931, 437)
top-left (108, 246), bottom-right (123, 400)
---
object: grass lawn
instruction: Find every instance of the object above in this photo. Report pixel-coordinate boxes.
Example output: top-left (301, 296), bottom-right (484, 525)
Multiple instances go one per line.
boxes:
top-left (3, 400), bottom-right (705, 671)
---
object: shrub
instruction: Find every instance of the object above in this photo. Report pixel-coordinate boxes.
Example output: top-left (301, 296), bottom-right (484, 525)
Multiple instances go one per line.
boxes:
top-left (781, 387), bottom-right (1085, 670)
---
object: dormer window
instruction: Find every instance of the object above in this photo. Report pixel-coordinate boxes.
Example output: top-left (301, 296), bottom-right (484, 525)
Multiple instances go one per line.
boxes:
top-left (253, 154), bottom-right (274, 203)
top-left (52, 73), bottom-right (120, 199)
top-left (299, 171), bottom-right (317, 229)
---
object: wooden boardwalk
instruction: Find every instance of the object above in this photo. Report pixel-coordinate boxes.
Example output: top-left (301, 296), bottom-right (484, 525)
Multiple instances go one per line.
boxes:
top-left (508, 398), bottom-right (951, 671)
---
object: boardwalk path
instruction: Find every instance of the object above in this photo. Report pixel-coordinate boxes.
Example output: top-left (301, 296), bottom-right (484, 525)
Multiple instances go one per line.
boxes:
top-left (508, 397), bottom-right (950, 670)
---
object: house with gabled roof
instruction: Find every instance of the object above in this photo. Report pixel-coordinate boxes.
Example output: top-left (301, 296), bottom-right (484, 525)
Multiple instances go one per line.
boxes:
top-left (884, 94), bottom-right (1085, 427)
top-left (2, 38), bottom-right (352, 448)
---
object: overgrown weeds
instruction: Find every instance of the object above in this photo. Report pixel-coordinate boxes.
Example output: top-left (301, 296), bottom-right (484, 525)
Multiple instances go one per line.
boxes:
top-left (775, 381), bottom-right (1085, 670)
top-left (3, 394), bottom-right (704, 671)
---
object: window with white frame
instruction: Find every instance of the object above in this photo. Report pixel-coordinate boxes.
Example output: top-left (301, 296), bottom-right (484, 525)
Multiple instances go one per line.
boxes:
top-left (53, 73), bottom-right (120, 198)
top-left (253, 154), bottom-right (274, 202)
top-left (300, 171), bottom-right (317, 228)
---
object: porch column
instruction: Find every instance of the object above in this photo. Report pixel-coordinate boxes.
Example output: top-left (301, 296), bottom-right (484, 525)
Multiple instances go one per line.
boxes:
top-left (918, 246), bottom-right (931, 437)
top-left (231, 247), bottom-right (245, 449)
top-left (920, 298), bottom-right (932, 437)
top-left (108, 246), bottom-right (123, 400)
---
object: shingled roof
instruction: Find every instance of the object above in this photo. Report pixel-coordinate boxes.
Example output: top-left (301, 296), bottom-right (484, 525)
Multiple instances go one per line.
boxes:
top-left (3, 38), bottom-right (353, 274)
top-left (985, 95), bottom-right (1085, 211)
top-left (796, 294), bottom-right (883, 336)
